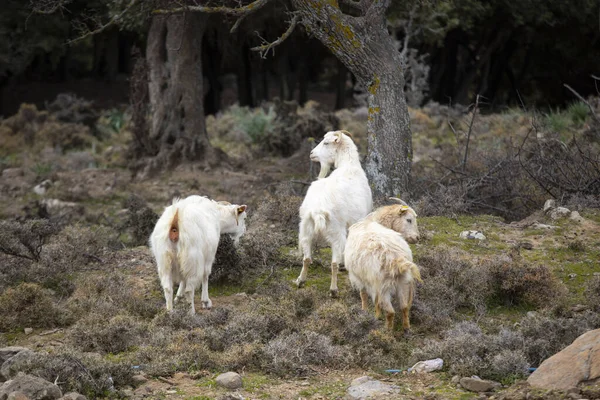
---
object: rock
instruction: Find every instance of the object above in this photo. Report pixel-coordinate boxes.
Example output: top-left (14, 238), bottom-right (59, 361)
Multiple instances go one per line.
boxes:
top-left (23, 329), bottom-right (32, 336)
top-left (459, 231), bottom-right (486, 240)
top-left (549, 207), bottom-right (571, 220)
top-left (218, 394), bottom-right (245, 400)
top-left (409, 358), bottom-right (444, 373)
top-left (351, 376), bottom-right (371, 386)
top-left (459, 377), bottom-right (500, 392)
top-left (58, 393), bottom-right (86, 400)
top-left (543, 199), bottom-right (556, 213)
top-left (0, 349), bottom-right (29, 365)
top-left (530, 222), bottom-right (557, 230)
top-left (33, 180), bottom-right (52, 196)
top-left (451, 375), bottom-right (461, 385)
top-left (0, 374), bottom-right (62, 400)
top-left (346, 377), bottom-right (400, 399)
top-left (519, 241), bottom-right (534, 250)
top-left (1, 350), bottom-right (37, 381)
top-left (215, 372), bottom-right (242, 390)
top-left (528, 329), bottom-right (600, 390)
top-left (1, 169), bottom-right (24, 180)
top-left (7, 392), bottom-right (30, 400)
top-left (131, 375), bottom-right (148, 387)
top-left (570, 211), bottom-right (584, 223)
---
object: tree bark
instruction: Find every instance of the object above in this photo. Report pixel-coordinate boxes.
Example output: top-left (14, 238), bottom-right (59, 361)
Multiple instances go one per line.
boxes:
top-left (146, 13), bottom-right (217, 171)
top-left (291, 0), bottom-right (412, 199)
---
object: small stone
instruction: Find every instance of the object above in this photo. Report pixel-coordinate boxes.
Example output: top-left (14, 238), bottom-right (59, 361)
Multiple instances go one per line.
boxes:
top-left (120, 389), bottom-right (134, 398)
top-left (543, 199), bottom-right (556, 213)
top-left (346, 379), bottom-right (400, 399)
top-left (568, 273), bottom-right (577, 280)
top-left (33, 180), bottom-right (52, 196)
top-left (550, 207), bottom-right (571, 220)
top-left (571, 304), bottom-right (588, 313)
top-left (519, 241), bottom-right (534, 250)
top-left (451, 375), bottom-right (461, 384)
top-left (459, 230), bottom-right (486, 240)
top-left (570, 211), bottom-right (584, 223)
top-left (216, 372), bottom-right (243, 390)
top-left (531, 222), bottom-right (557, 229)
top-left (351, 376), bottom-right (370, 386)
top-left (24, 328), bottom-right (33, 335)
top-left (459, 377), bottom-right (500, 392)
top-left (59, 392), bottom-right (87, 400)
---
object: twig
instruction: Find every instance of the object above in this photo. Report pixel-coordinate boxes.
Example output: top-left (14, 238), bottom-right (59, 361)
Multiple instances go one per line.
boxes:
top-left (158, 376), bottom-right (175, 385)
top-left (290, 179), bottom-right (311, 186)
top-left (462, 94), bottom-right (480, 172)
top-left (154, 0), bottom-right (271, 16)
top-left (250, 14), bottom-right (300, 58)
top-left (66, 0), bottom-right (139, 45)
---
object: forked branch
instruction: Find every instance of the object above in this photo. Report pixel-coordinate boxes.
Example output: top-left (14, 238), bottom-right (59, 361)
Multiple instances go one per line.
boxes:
top-left (250, 13), bottom-right (300, 58)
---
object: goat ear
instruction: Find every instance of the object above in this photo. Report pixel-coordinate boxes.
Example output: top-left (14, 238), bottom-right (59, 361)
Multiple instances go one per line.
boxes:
top-left (237, 205), bottom-right (247, 214)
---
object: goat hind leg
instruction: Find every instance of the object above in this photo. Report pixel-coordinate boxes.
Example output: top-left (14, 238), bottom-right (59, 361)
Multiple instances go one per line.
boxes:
top-left (329, 238), bottom-right (345, 297)
top-left (200, 274), bottom-right (212, 310)
top-left (295, 224), bottom-right (313, 288)
top-left (360, 288), bottom-right (369, 311)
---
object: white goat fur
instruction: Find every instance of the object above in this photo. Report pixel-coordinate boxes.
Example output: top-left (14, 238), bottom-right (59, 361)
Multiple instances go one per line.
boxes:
top-left (150, 195), bottom-right (247, 314)
top-left (344, 204), bottom-right (421, 330)
top-left (296, 130), bottom-right (373, 296)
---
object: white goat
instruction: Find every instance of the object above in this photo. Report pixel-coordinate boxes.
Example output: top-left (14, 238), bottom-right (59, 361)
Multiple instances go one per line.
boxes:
top-left (345, 202), bottom-right (421, 331)
top-left (150, 195), bottom-right (247, 314)
top-left (296, 130), bottom-right (373, 297)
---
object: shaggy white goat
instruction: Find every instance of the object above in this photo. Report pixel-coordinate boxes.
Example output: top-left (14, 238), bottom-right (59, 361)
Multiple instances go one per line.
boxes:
top-left (296, 130), bottom-right (372, 297)
top-left (344, 202), bottom-right (421, 331)
top-left (150, 195), bottom-right (247, 314)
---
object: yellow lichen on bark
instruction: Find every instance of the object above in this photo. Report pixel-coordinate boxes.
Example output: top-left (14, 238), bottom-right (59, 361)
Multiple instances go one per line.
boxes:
top-left (369, 75), bottom-right (380, 95)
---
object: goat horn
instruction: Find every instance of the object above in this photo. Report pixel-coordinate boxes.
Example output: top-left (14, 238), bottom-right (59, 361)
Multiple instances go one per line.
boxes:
top-left (339, 130), bottom-right (353, 139)
top-left (388, 197), bottom-right (408, 206)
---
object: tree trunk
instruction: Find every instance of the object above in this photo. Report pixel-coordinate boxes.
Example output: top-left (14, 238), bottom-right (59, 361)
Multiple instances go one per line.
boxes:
top-left (146, 13), bottom-right (216, 171)
top-left (291, 0), bottom-right (412, 199)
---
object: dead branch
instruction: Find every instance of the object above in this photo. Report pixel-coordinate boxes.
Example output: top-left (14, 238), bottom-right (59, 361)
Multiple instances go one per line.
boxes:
top-left (30, 0), bottom-right (72, 14)
top-left (462, 94), bottom-right (480, 171)
top-left (153, 0), bottom-right (271, 17)
top-left (250, 13), bottom-right (300, 58)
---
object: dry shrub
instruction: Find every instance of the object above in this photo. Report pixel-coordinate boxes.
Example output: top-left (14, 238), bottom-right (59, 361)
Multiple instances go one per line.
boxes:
top-left (519, 311), bottom-right (600, 366)
top-left (151, 307), bottom-right (231, 330)
top-left (411, 322), bottom-right (530, 380)
top-left (68, 314), bottom-right (148, 354)
top-left (214, 342), bottom-right (264, 371)
top-left (306, 301), bottom-right (380, 345)
top-left (585, 276), bottom-right (600, 312)
top-left (413, 246), bottom-right (491, 331)
top-left (0, 283), bottom-right (69, 331)
top-left (487, 258), bottom-right (567, 308)
top-left (212, 234), bottom-right (243, 283)
top-left (263, 331), bottom-right (349, 376)
top-left (0, 219), bottom-right (58, 263)
top-left (8, 349), bottom-right (133, 398)
top-left (121, 195), bottom-right (159, 247)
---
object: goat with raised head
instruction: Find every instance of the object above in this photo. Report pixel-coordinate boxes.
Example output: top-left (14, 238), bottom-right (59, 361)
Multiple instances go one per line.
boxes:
top-left (344, 200), bottom-right (421, 331)
top-left (296, 130), bottom-right (372, 297)
top-left (150, 195), bottom-right (247, 314)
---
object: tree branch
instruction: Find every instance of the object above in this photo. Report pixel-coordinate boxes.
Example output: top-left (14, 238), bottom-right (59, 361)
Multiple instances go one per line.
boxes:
top-left (65, 0), bottom-right (140, 45)
top-left (563, 83), bottom-right (600, 126)
top-left (30, 0), bottom-right (72, 15)
top-left (153, 0), bottom-right (271, 17)
top-left (250, 13), bottom-right (300, 58)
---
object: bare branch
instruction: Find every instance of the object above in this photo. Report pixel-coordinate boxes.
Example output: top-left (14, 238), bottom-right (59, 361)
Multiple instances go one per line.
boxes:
top-left (250, 13), bottom-right (300, 58)
top-left (153, 0), bottom-right (271, 16)
top-left (365, 0), bottom-right (390, 21)
top-left (66, 0), bottom-right (140, 45)
top-left (30, 0), bottom-right (72, 15)
top-left (462, 94), bottom-right (480, 171)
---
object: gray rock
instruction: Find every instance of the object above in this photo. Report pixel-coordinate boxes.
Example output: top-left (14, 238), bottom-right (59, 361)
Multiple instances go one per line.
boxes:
top-left (346, 377), bottom-right (400, 399)
top-left (0, 374), bottom-right (62, 400)
top-left (58, 393), bottom-right (86, 400)
top-left (543, 199), bottom-right (556, 213)
top-left (459, 230), bottom-right (486, 240)
top-left (0, 349), bottom-right (29, 365)
top-left (550, 207), bottom-right (571, 220)
top-left (215, 372), bottom-right (242, 390)
top-left (1, 350), bottom-right (37, 381)
top-left (350, 376), bottom-right (370, 386)
top-left (23, 330), bottom-right (32, 336)
top-left (570, 211), bottom-right (584, 223)
top-left (7, 392), bottom-right (30, 400)
top-left (459, 377), bottom-right (500, 392)
top-left (131, 375), bottom-right (148, 387)
top-left (451, 375), bottom-right (461, 385)
top-left (530, 222), bottom-right (557, 230)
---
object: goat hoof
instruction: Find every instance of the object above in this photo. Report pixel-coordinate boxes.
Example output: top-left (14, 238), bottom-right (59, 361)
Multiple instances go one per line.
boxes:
top-left (294, 279), bottom-right (305, 288)
top-left (329, 289), bottom-right (338, 298)
top-left (201, 300), bottom-right (212, 310)
top-left (338, 265), bottom-right (347, 272)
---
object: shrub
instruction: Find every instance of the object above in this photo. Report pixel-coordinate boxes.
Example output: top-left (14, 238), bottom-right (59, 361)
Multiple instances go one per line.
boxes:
top-left (68, 314), bottom-right (148, 354)
top-left (0, 219), bottom-right (59, 262)
top-left (0, 283), bottom-right (68, 331)
top-left (264, 331), bottom-right (349, 376)
top-left (306, 301), bottom-right (380, 345)
top-left (585, 276), bottom-right (600, 312)
top-left (121, 195), bottom-right (159, 247)
top-left (566, 101), bottom-right (589, 126)
top-left (212, 234), bottom-right (243, 283)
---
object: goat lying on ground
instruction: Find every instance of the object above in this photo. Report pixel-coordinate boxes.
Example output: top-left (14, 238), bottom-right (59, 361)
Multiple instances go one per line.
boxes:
top-left (150, 195), bottom-right (247, 314)
top-left (296, 130), bottom-right (372, 297)
top-left (344, 201), bottom-right (421, 331)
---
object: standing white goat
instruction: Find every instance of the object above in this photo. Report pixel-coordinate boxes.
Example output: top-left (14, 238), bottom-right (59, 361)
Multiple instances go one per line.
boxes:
top-left (296, 130), bottom-right (373, 297)
top-left (150, 195), bottom-right (247, 314)
top-left (344, 201), bottom-right (421, 331)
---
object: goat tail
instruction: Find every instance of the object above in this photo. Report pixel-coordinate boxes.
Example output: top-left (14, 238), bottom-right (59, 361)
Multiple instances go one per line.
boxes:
top-left (312, 212), bottom-right (328, 236)
top-left (392, 258), bottom-right (423, 283)
top-left (169, 208), bottom-right (180, 242)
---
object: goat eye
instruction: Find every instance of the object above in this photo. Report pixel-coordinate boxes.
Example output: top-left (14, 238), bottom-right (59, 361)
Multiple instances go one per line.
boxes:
top-left (407, 219), bottom-right (412, 224)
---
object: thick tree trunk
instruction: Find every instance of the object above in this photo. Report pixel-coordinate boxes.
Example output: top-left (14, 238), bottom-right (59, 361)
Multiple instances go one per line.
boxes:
top-left (146, 13), bottom-right (216, 170)
top-left (291, 0), bottom-right (412, 199)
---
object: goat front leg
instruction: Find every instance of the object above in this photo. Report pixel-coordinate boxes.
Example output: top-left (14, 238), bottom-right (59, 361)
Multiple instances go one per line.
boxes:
top-left (200, 274), bottom-right (212, 310)
top-left (360, 288), bottom-right (369, 310)
top-left (174, 281), bottom-right (186, 304)
top-left (380, 294), bottom-right (395, 330)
